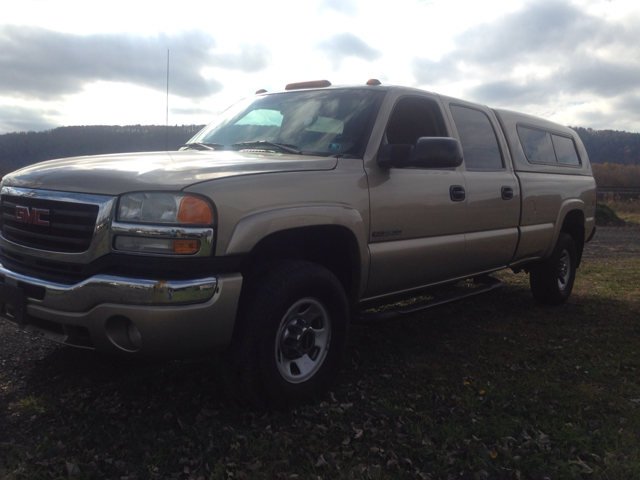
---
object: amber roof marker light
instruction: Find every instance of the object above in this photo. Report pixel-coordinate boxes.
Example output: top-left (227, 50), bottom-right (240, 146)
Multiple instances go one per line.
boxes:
top-left (285, 80), bottom-right (332, 90)
top-left (255, 89), bottom-right (268, 94)
top-left (366, 79), bottom-right (381, 86)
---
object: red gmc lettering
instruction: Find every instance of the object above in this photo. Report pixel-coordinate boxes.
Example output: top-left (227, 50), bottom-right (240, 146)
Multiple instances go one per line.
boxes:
top-left (14, 206), bottom-right (50, 226)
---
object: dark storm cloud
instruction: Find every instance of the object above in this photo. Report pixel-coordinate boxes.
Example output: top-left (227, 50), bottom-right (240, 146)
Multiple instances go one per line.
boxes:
top-left (412, 0), bottom-right (640, 110)
top-left (0, 104), bottom-right (60, 133)
top-left (315, 33), bottom-right (381, 69)
top-left (0, 26), bottom-right (272, 100)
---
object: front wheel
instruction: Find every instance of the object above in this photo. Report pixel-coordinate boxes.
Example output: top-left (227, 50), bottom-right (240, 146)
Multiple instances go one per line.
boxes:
top-left (221, 260), bottom-right (349, 409)
top-left (529, 233), bottom-right (577, 305)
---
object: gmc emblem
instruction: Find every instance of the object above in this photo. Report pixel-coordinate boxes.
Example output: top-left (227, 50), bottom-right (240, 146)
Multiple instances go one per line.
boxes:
top-left (14, 206), bottom-right (50, 226)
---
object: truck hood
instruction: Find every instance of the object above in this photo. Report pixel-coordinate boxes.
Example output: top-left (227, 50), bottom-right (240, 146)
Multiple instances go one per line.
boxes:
top-left (2, 150), bottom-right (338, 195)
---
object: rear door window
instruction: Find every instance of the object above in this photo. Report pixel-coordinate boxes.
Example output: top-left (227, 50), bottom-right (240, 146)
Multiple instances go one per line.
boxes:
top-left (450, 105), bottom-right (504, 170)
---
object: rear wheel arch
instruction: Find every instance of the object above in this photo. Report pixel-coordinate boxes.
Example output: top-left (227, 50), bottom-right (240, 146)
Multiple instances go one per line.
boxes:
top-left (530, 232), bottom-right (577, 305)
top-left (560, 209), bottom-right (586, 267)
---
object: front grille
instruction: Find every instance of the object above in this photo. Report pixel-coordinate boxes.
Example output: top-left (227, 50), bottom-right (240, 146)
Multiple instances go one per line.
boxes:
top-left (1, 195), bottom-right (99, 253)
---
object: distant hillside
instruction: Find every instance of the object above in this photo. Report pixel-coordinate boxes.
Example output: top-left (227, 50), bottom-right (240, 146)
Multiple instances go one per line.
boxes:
top-left (572, 127), bottom-right (640, 166)
top-left (1, 124), bottom-right (639, 178)
top-left (0, 125), bottom-right (204, 177)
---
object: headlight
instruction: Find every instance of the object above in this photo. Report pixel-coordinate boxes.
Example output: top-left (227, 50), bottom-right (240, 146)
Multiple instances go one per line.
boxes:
top-left (118, 193), bottom-right (213, 224)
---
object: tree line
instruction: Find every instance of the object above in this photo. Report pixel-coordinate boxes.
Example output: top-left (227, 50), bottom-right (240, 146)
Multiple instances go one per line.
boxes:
top-left (0, 125), bottom-right (204, 177)
top-left (1, 124), bottom-right (640, 184)
top-left (592, 163), bottom-right (640, 188)
top-left (572, 127), bottom-right (640, 166)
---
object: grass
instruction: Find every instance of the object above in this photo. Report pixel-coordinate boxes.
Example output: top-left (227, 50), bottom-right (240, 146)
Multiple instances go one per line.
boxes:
top-left (599, 196), bottom-right (640, 225)
top-left (1, 229), bottom-right (640, 479)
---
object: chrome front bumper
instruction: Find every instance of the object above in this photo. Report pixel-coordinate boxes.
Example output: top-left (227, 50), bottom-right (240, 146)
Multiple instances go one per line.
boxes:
top-left (0, 263), bottom-right (242, 357)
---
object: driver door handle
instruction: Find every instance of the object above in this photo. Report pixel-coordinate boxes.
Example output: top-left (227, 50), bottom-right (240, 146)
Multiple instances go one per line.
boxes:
top-left (450, 185), bottom-right (466, 202)
top-left (501, 186), bottom-right (514, 200)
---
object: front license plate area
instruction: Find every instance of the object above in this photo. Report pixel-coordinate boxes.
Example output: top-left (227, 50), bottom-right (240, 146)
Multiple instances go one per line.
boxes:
top-left (0, 282), bottom-right (25, 324)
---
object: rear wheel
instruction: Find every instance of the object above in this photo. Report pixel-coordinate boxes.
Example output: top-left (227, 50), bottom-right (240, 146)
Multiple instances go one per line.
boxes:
top-left (530, 233), bottom-right (577, 305)
top-left (221, 260), bottom-right (349, 409)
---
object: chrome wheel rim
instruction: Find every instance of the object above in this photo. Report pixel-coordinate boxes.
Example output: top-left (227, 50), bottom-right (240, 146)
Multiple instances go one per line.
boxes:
top-left (557, 249), bottom-right (571, 291)
top-left (275, 298), bottom-right (331, 384)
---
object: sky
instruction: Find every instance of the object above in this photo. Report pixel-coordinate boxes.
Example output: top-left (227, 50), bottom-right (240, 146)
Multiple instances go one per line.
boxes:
top-left (1, 0), bottom-right (640, 135)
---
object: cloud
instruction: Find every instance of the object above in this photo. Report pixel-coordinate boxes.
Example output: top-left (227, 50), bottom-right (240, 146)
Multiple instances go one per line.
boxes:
top-left (0, 104), bottom-right (60, 133)
top-left (170, 107), bottom-right (215, 116)
top-left (567, 59), bottom-right (640, 98)
top-left (608, 93), bottom-right (640, 130)
top-left (315, 33), bottom-right (381, 70)
top-left (212, 44), bottom-right (272, 72)
top-left (318, 0), bottom-right (358, 16)
top-left (470, 80), bottom-right (552, 105)
top-left (412, 0), bottom-right (640, 112)
top-left (412, 57), bottom-right (461, 86)
top-left (466, 58), bottom-right (640, 108)
top-left (0, 26), bottom-right (272, 101)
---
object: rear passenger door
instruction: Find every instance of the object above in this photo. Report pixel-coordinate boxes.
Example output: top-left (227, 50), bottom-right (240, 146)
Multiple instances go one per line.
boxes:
top-left (444, 101), bottom-right (520, 274)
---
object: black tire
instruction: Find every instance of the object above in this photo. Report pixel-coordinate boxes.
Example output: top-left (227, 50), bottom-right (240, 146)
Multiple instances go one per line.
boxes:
top-left (530, 233), bottom-right (577, 305)
top-left (221, 260), bottom-right (349, 409)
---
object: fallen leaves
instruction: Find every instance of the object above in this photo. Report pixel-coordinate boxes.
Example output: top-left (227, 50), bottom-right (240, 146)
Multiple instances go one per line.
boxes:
top-left (3, 246), bottom-right (640, 478)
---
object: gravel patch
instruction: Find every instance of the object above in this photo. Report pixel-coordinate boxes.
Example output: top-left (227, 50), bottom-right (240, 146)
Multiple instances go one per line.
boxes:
top-left (582, 225), bottom-right (640, 259)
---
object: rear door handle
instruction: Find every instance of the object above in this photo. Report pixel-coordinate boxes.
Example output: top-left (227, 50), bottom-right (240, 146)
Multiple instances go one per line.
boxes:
top-left (450, 185), bottom-right (466, 202)
top-left (501, 186), bottom-right (514, 200)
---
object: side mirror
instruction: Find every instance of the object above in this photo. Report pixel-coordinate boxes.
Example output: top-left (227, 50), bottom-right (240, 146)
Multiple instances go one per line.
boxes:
top-left (377, 137), bottom-right (463, 169)
top-left (411, 137), bottom-right (463, 168)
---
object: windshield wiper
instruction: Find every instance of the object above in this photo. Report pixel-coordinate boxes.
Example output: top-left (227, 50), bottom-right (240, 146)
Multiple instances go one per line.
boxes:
top-left (181, 142), bottom-right (223, 151)
top-left (232, 140), bottom-right (302, 155)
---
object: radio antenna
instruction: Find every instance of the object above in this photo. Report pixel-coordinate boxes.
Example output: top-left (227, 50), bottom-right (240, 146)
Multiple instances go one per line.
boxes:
top-left (165, 49), bottom-right (169, 151)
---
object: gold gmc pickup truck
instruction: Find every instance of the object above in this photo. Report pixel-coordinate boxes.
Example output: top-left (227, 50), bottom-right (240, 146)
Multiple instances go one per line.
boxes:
top-left (0, 80), bottom-right (596, 408)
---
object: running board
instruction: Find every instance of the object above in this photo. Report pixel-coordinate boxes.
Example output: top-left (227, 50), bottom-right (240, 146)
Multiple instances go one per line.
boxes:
top-left (352, 276), bottom-right (504, 325)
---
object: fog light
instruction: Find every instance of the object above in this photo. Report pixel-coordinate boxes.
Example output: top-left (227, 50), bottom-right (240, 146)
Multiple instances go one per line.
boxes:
top-left (105, 315), bottom-right (142, 352)
top-left (127, 321), bottom-right (142, 350)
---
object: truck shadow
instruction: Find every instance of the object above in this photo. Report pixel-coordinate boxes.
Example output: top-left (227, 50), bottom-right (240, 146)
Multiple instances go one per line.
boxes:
top-left (15, 279), bottom-right (633, 411)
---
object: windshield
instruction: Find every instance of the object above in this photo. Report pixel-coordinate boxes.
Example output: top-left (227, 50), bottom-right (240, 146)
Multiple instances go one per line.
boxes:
top-left (184, 88), bottom-right (385, 157)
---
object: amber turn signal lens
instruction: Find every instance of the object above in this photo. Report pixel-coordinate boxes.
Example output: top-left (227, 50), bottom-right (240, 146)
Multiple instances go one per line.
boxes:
top-left (177, 196), bottom-right (213, 223)
top-left (172, 239), bottom-right (200, 254)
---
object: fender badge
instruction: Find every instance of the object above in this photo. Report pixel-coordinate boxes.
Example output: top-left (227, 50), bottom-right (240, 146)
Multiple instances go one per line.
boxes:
top-left (372, 230), bottom-right (402, 238)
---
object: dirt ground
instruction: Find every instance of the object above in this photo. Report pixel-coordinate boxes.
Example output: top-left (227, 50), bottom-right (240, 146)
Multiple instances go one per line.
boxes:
top-left (1, 225), bottom-right (638, 439)
top-left (582, 225), bottom-right (640, 259)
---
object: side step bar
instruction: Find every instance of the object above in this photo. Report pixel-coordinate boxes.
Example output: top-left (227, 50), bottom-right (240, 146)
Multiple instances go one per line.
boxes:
top-left (352, 276), bottom-right (504, 325)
